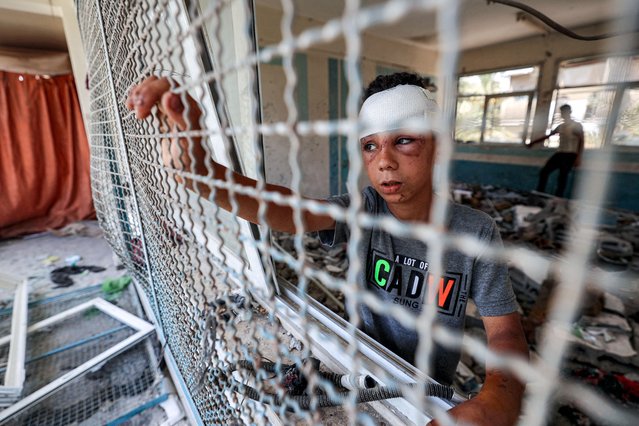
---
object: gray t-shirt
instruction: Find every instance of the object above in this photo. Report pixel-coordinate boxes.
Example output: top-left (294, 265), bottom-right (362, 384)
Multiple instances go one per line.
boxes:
top-left (318, 186), bottom-right (518, 385)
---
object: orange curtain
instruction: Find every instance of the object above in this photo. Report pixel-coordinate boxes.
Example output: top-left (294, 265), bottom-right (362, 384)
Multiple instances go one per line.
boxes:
top-left (0, 71), bottom-right (95, 238)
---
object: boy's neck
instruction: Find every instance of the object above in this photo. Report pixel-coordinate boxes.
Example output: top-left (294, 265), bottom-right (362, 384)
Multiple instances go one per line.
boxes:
top-left (385, 190), bottom-right (433, 223)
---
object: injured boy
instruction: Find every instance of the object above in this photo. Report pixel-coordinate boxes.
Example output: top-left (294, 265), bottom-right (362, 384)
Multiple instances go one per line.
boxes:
top-left (127, 71), bottom-right (528, 426)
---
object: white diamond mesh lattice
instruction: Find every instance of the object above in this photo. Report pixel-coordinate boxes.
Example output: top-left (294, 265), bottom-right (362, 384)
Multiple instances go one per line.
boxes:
top-left (76, 0), bottom-right (639, 424)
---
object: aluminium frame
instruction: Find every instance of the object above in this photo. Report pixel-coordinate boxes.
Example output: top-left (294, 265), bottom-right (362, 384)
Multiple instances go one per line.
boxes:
top-left (0, 297), bottom-right (155, 421)
top-left (0, 272), bottom-right (29, 408)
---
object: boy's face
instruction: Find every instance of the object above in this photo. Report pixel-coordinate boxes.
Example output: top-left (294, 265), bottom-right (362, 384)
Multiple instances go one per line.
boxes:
top-left (360, 131), bottom-right (436, 208)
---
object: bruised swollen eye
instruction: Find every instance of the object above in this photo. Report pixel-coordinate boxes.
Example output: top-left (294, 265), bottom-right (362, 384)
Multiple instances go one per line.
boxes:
top-left (362, 142), bottom-right (376, 152)
top-left (396, 137), bottom-right (414, 145)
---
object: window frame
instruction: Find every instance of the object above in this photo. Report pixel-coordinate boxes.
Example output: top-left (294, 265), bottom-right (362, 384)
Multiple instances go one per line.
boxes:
top-left (455, 65), bottom-right (541, 145)
top-left (610, 82), bottom-right (639, 147)
top-left (173, 0), bottom-right (274, 298)
top-left (479, 90), bottom-right (536, 144)
top-left (550, 54), bottom-right (639, 149)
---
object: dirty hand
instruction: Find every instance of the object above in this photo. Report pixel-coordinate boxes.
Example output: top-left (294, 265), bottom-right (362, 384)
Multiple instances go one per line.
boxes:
top-left (428, 392), bottom-right (518, 426)
top-left (125, 76), bottom-right (209, 183)
top-left (125, 76), bottom-right (201, 130)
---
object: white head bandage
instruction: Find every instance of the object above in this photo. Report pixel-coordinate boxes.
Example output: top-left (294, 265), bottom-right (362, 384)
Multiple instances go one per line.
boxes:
top-left (358, 84), bottom-right (439, 139)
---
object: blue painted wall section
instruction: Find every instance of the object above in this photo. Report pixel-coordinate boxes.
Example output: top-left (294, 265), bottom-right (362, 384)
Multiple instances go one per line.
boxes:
top-left (451, 144), bottom-right (639, 211)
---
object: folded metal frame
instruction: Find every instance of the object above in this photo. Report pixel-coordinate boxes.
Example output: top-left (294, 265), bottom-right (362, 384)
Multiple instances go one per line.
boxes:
top-left (0, 297), bottom-right (155, 421)
top-left (0, 272), bottom-right (29, 409)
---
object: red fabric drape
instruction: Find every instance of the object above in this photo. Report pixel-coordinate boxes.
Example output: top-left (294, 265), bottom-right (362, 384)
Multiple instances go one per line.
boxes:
top-left (0, 71), bottom-right (95, 238)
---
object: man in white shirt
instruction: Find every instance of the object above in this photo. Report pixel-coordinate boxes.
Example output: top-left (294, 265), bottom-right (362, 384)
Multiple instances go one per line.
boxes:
top-left (527, 104), bottom-right (585, 197)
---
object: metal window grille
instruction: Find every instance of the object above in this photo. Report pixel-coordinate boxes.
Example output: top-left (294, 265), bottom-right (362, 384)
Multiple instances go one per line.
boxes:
top-left (76, 0), bottom-right (639, 424)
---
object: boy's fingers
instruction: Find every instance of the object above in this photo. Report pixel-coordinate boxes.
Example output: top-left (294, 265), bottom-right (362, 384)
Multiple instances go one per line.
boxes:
top-left (128, 77), bottom-right (171, 120)
top-left (126, 75), bottom-right (157, 110)
top-left (125, 87), bottom-right (135, 110)
top-left (160, 92), bottom-right (201, 131)
top-left (125, 76), bottom-right (201, 134)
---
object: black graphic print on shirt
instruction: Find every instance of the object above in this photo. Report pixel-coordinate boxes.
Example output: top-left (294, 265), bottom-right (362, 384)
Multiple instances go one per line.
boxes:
top-left (367, 249), bottom-right (469, 317)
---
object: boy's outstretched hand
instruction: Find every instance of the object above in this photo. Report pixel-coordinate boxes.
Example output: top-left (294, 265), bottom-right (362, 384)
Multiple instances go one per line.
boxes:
top-left (125, 76), bottom-right (210, 189)
top-left (126, 76), bottom-right (201, 130)
top-left (124, 76), bottom-right (334, 233)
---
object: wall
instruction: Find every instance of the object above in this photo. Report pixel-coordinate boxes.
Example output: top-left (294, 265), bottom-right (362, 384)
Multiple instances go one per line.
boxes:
top-left (454, 23), bottom-right (639, 211)
top-left (255, 4), bottom-right (438, 198)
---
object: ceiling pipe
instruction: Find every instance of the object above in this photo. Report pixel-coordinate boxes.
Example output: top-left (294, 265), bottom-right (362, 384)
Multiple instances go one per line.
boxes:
top-left (487, 0), bottom-right (638, 41)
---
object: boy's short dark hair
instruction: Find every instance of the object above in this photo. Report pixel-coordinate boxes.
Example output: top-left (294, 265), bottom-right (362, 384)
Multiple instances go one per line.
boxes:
top-left (363, 72), bottom-right (432, 102)
top-left (559, 104), bottom-right (572, 112)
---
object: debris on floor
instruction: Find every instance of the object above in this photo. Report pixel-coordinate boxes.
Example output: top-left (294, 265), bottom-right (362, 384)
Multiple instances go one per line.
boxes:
top-left (452, 183), bottom-right (639, 423)
top-left (41, 256), bottom-right (60, 266)
top-left (452, 183), bottom-right (639, 273)
top-left (48, 222), bottom-right (104, 238)
top-left (101, 275), bottom-right (132, 301)
top-left (272, 232), bottom-right (347, 315)
top-left (49, 264), bottom-right (107, 288)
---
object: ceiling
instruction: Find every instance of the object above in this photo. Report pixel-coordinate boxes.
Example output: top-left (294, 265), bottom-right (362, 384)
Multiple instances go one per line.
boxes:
top-left (0, 8), bottom-right (67, 52)
top-left (0, 0), bottom-right (628, 53)
top-left (257, 0), bottom-right (627, 50)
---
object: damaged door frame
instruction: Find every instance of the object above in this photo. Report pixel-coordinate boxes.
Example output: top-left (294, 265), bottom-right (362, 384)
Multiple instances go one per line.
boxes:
top-left (0, 298), bottom-right (155, 422)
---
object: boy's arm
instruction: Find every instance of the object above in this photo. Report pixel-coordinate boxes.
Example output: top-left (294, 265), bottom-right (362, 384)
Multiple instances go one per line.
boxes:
top-left (126, 76), bottom-right (335, 233)
top-left (430, 312), bottom-right (528, 426)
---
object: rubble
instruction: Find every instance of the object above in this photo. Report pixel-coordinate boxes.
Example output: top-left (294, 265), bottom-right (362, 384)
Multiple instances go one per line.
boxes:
top-left (453, 183), bottom-right (639, 421)
top-left (271, 232), bottom-right (347, 316)
top-left (597, 235), bottom-right (634, 265)
top-left (556, 314), bottom-right (637, 364)
top-left (452, 183), bottom-right (639, 270)
top-left (289, 336), bottom-right (304, 352)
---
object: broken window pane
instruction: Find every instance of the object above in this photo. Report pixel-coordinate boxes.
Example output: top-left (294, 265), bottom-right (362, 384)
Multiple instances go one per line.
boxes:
top-left (612, 87), bottom-right (639, 146)
top-left (549, 87), bottom-right (615, 149)
top-left (458, 67), bottom-right (538, 95)
top-left (552, 54), bottom-right (639, 147)
top-left (557, 56), bottom-right (639, 87)
top-left (455, 96), bottom-right (483, 143)
top-left (484, 94), bottom-right (534, 143)
top-left (456, 67), bottom-right (539, 144)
